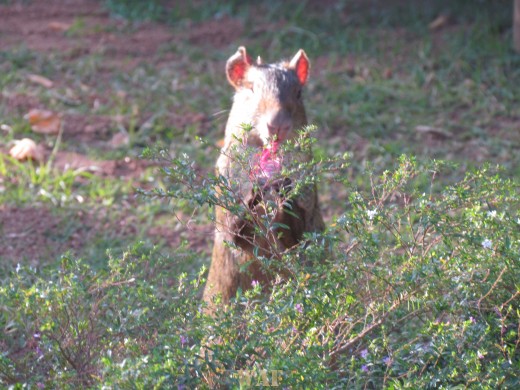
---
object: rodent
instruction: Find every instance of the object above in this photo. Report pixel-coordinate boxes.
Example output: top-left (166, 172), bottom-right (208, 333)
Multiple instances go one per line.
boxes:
top-left (202, 46), bottom-right (324, 308)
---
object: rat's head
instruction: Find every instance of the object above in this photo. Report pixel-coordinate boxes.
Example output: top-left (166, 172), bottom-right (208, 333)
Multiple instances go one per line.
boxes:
top-left (226, 46), bottom-right (309, 145)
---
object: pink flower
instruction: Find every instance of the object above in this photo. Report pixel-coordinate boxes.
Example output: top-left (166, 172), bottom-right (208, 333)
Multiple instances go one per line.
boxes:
top-left (257, 141), bottom-right (281, 178)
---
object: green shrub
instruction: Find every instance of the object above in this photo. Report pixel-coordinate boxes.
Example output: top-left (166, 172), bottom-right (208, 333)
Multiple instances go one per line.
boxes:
top-left (1, 134), bottom-right (518, 388)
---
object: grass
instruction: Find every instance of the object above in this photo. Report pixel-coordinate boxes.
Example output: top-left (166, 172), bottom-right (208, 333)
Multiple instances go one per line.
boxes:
top-left (0, 0), bottom-right (518, 387)
top-left (0, 0), bottom-right (516, 298)
top-left (0, 0), bottom-right (516, 276)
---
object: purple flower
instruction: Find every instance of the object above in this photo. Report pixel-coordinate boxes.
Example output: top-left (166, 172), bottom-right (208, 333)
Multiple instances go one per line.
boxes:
top-left (251, 280), bottom-right (259, 288)
top-left (360, 349), bottom-right (369, 359)
top-left (469, 316), bottom-right (476, 323)
top-left (180, 335), bottom-right (187, 346)
top-left (482, 239), bottom-right (493, 250)
top-left (361, 364), bottom-right (369, 373)
top-left (177, 384), bottom-right (186, 390)
top-left (383, 356), bottom-right (391, 365)
top-left (295, 303), bottom-right (303, 314)
top-left (37, 383), bottom-right (45, 389)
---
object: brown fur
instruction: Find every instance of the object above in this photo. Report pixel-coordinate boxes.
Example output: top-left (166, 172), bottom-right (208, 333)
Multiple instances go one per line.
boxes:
top-left (203, 46), bottom-right (324, 309)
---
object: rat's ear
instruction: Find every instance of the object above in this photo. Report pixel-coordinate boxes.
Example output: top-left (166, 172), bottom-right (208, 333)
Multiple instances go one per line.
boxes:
top-left (289, 49), bottom-right (310, 85)
top-left (226, 46), bottom-right (252, 88)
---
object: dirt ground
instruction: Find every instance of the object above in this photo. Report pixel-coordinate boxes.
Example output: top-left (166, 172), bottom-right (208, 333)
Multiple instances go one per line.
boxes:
top-left (0, 0), bottom-right (224, 264)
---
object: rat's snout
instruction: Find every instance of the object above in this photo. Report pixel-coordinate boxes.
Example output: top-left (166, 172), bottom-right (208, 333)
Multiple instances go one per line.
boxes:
top-left (264, 109), bottom-right (292, 141)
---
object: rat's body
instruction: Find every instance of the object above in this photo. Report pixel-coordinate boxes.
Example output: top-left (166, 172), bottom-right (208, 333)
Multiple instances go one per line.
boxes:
top-left (203, 47), bottom-right (324, 307)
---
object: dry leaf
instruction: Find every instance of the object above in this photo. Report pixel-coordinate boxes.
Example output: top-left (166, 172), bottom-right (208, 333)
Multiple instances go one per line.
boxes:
top-left (429, 14), bottom-right (449, 31)
top-left (415, 125), bottom-right (453, 139)
top-left (1, 124), bottom-right (13, 133)
top-left (27, 74), bottom-right (54, 88)
top-left (25, 109), bottom-right (62, 135)
top-left (9, 138), bottom-right (44, 162)
top-left (109, 132), bottom-right (130, 148)
top-left (383, 68), bottom-right (393, 79)
top-left (113, 114), bottom-right (126, 124)
top-left (48, 21), bottom-right (72, 32)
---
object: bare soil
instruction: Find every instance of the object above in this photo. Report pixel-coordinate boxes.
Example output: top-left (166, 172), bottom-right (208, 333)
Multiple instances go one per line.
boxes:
top-left (0, 0), bottom-right (239, 264)
top-left (0, 205), bottom-right (91, 266)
